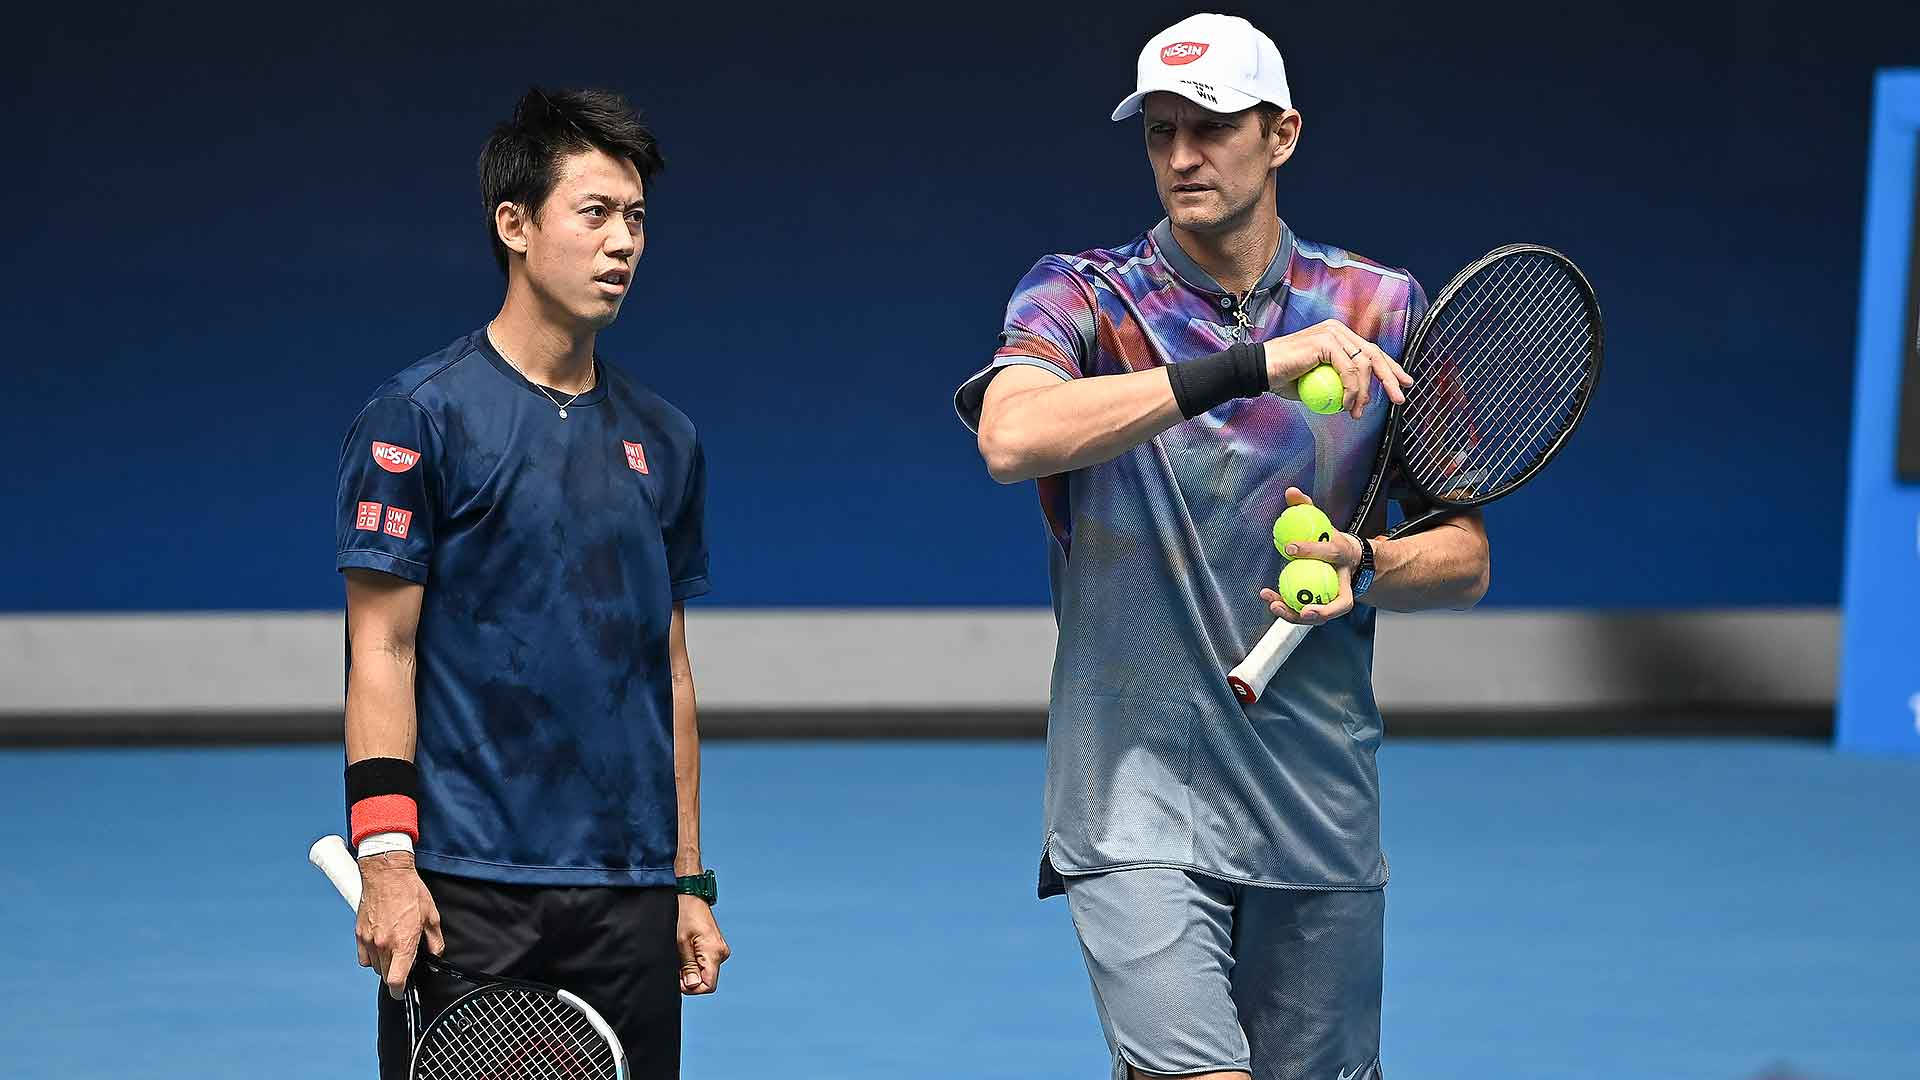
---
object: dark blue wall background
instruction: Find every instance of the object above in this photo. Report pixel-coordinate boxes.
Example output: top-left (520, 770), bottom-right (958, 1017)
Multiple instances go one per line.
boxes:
top-left (11, 2), bottom-right (1918, 611)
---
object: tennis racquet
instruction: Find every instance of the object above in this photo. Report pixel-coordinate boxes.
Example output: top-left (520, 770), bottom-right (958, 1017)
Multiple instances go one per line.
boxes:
top-left (1228, 243), bottom-right (1603, 704)
top-left (309, 834), bottom-right (630, 1080)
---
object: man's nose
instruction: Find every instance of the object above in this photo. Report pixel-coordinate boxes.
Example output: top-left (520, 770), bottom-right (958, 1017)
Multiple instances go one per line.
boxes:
top-left (1167, 130), bottom-right (1204, 173)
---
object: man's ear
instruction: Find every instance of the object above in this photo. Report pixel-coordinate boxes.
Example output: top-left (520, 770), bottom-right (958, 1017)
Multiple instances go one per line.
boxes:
top-left (1269, 109), bottom-right (1302, 170)
top-left (495, 201), bottom-right (530, 257)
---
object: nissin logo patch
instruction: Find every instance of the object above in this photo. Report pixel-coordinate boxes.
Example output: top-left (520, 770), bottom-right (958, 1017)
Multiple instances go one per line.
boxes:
top-left (1161, 42), bottom-right (1209, 65)
top-left (371, 442), bottom-right (421, 473)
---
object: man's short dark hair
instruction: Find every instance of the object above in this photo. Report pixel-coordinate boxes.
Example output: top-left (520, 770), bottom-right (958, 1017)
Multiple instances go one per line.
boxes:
top-left (1255, 103), bottom-right (1287, 137)
top-left (478, 87), bottom-right (666, 274)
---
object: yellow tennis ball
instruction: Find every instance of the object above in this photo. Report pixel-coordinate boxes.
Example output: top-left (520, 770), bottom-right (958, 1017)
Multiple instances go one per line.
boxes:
top-left (1296, 364), bottom-right (1344, 415)
top-left (1276, 558), bottom-right (1340, 612)
top-left (1272, 504), bottom-right (1334, 557)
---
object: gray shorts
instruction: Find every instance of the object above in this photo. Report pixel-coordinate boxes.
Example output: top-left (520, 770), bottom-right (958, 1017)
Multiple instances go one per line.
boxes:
top-left (1064, 867), bottom-right (1384, 1080)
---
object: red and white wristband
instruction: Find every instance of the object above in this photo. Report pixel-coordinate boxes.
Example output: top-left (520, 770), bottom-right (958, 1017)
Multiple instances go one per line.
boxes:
top-left (346, 756), bottom-right (419, 859)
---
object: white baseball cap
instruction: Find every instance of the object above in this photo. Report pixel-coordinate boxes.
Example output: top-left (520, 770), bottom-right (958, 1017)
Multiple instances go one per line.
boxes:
top-left (1110, 13), bottom-right (1293, 121)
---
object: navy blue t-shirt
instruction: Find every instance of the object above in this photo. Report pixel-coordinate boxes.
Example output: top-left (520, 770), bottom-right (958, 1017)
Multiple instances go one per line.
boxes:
top-left (334, 329), bottom-right (710, 886)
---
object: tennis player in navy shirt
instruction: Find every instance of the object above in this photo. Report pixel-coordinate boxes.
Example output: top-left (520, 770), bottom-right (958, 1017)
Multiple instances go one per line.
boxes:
top-left (333, 87), bottom-right (727, 1079)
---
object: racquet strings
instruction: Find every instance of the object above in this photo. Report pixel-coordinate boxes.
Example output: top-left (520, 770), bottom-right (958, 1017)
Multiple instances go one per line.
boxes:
top-left (1398, 251), bottom-right (1598, 501)
top-left (412, 984), bottom-right (620, 1080)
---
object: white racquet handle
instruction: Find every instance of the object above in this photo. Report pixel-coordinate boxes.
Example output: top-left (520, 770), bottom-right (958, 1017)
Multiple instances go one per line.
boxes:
top-left (1226, 620), bottom-right (1313, 704)
top-left (309, 834), bottom-right (363, 912)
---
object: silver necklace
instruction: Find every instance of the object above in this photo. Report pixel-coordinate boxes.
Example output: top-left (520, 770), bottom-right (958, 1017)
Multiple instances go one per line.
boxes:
top-left (489, 328), bottom-right (594, 419)
top-left (1230, 287), bottom-right (1257, 342)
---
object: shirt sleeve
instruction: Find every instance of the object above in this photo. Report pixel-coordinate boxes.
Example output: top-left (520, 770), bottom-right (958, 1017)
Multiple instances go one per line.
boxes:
top-left (335, 396), bottom-right (440, 584)
top-left (953, 256), bottom-right (1097, 433)
top-left (1379, 271), bottom-right (1427, 361)
top-left (664, 436), bottom-right (711, 602)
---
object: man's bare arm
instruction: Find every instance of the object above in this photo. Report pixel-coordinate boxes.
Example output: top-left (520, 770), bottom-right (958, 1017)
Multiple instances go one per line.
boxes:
top-left (1360, 511), bottom-right (1490, 612)
top-left (975, 321), bottom-right (1412, 484)
top-left (1265, 490), bottom-right (1491, 624)
top-left (668, 602), bottom-right (730, 995)
top-left (668, 602), bottom-right (702, 878)
top-left (976, 365), bottom-right (1182, 484)
top-left (345, 569), bottom-right (422, 763)
top-left (343, 568), bottom-right (442, 997)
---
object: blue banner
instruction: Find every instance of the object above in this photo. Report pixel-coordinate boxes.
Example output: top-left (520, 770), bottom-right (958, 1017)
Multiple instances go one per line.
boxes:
top-left (1840, 70), bottom-right (1920, 755)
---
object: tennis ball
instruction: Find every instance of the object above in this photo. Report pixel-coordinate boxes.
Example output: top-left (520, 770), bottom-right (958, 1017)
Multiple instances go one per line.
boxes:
top-left (1273, 504), bottom-right (1334, 557)
top-left (1296, 364), bottom-right (1344, 415)
top-left (1277, 558), bottom-right (1340, 612)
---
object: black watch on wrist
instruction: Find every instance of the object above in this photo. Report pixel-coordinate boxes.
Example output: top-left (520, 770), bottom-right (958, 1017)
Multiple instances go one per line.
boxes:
top-left (676, 869), bottom-right (718, 907)
top-left (1353, 537), bottom-right (1376, 598)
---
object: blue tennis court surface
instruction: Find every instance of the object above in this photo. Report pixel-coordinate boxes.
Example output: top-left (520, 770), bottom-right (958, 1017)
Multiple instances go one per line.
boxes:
top-left (3, 738), bottom-right (1913, 1078)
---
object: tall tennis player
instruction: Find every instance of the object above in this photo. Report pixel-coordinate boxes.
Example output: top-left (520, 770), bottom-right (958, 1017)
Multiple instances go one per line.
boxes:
top-left (955, 15), bottom-right (1491, 1079)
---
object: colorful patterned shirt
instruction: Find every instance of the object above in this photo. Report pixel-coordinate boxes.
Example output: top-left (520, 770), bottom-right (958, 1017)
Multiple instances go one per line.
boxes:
top-left (956, 217), bottom-right (1427, 894)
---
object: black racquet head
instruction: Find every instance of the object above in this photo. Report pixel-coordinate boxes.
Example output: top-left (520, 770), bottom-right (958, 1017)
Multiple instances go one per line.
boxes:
top-left (406, 958), bottom-right (628, 1080)
top-left (1346, 243), bottom-right (1603, 534)
top-left (306, 835), bottom-right (628, 1080)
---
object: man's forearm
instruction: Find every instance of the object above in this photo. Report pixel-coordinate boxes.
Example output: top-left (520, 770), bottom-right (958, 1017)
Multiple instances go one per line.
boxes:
top-left (978, 367), bottom-right (1184, 483)
top-left (342, 572), bottom-right (425, 869)
top-left (671, 682), bottom-right (701, 876)
top-left (978, 323), bottom-right (1415, 484)
top-left (345, 649), bottom-right (418, 762)
top-left (344, 646), bottom-right (419, 867)
top-left (669, 605), bottom-right (702, 877)
top-left (1360, 515), bottom-right (1490, 612)
top-left (343, 571), bottom-right (423, 764)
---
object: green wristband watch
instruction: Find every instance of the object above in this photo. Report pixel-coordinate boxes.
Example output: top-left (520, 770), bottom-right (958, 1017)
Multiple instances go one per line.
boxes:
top-left (676, 869), bottom-right (718, 907)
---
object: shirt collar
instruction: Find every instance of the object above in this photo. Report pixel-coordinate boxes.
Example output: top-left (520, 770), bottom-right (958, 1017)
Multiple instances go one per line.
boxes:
top-left (473, 328), bottom-right (610, 409)
top-left (1150, 215), bottom-right (1295, 299)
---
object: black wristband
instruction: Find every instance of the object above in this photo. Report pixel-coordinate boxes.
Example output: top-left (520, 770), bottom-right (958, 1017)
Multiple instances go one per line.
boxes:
top-left (345, 756), bottom-right (419, 805)
top-left (1166, 342), bottom-right (1268, 419)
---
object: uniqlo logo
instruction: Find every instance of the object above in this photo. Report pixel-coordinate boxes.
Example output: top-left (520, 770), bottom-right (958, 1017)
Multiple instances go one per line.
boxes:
top-left (354, 501), bottom-right (383, 532)
top-left (371, 441), bottom-right (421, 473)
top-left (1160, 41), bottom-right (1209, 65)
top-left (623, 440), bottom-right (649, 475)
top-left (383, 507), bottom-right (412, 539)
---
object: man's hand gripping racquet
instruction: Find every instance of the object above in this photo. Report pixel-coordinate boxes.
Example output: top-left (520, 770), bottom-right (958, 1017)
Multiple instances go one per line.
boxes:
top-left (310, 835), bottom-right (630, 1080)
top-left (1228, 244), bottom-right (1604, 704)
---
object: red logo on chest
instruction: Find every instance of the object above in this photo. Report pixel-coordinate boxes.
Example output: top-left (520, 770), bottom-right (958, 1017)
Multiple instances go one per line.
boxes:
top-left (623, 440), bottom-right (649, 475)
top-left (371, 441), bottom-right (421, 473)
top-left (1161, 41), bottom-right (1209, 65)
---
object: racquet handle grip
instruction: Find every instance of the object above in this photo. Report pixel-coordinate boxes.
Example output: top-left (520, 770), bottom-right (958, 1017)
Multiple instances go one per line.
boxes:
top-left (1227, 620), bottom-right (1313, 704)
top-left (309, 834), bottom-right (363, 912)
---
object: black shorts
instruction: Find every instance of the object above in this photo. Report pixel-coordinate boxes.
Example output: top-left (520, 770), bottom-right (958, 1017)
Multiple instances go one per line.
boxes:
top-left (377, 870), bottom-right (681, 1079)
